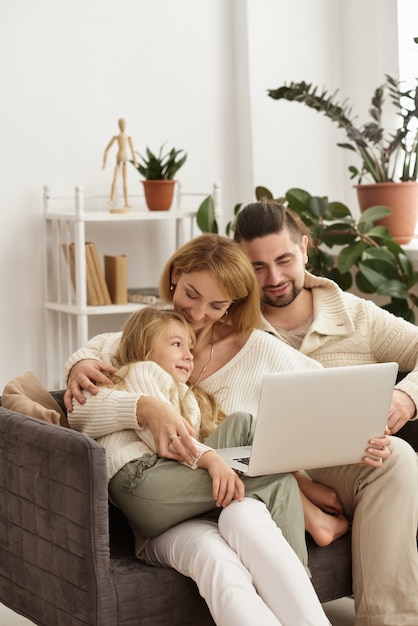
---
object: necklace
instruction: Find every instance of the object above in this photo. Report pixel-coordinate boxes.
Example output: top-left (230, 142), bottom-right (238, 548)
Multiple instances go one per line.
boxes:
top-left (193, 325), bottom-right (215, 385)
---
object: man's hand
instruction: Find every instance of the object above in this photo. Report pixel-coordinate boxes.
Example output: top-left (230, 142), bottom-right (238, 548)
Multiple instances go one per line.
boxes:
top-left (387, 389), bottom-right (416, 434)
top-left (360, 434), bottom-right (391, 468)
top-left (64, 359), bottom-right (117, 411)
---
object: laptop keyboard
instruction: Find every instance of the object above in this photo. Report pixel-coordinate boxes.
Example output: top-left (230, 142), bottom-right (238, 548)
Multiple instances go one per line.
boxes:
top-left (233, 457), bottom-right (250, 466)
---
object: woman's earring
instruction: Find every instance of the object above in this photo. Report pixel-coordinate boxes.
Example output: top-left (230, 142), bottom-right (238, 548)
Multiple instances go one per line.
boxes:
top-left (224, 307), bottom-right (229, 316)
top-left (170, 282), bottom-right (175, 292)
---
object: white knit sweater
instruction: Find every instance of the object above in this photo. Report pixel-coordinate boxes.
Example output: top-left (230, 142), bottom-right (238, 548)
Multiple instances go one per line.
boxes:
top-left (69, 360), bottom-right (213, 480)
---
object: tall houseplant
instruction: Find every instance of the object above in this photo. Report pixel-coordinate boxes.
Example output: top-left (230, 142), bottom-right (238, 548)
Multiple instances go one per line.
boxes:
top-left (268, 65), bottom-right (418, 243)
top-left (131, 143), bottom-right (187, 210)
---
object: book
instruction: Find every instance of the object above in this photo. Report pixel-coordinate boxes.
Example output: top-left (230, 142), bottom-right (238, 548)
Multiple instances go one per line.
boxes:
top-left (87, 242), bottom-right (112, 305)
top-left (104, 255), bottom-right (128, 304)
top-left (84, 243), bottom-right (103, 305)
top-left (61, 242), bottom-right (107, 305)
top-left (127, 287), bottom-right (165, 305)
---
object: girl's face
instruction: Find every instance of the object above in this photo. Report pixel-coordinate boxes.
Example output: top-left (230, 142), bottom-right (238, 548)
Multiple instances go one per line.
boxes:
top-left (149, 321), bottom-right (194, 384)
top-left (171, 270), bottom-right (232, 333)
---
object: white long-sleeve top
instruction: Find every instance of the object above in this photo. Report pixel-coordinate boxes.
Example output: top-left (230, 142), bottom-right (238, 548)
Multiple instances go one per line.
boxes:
top-left (66, 329), bottom-right (321, 458)
top-left (69, 360), bottom-right (213, 480)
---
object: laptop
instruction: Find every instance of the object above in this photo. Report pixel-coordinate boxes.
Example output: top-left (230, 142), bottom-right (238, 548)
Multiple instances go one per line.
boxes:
top-left (216, 362), bottom-right (398, 476)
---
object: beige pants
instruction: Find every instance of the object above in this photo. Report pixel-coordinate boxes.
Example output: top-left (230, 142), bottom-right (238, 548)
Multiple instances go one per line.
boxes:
top-left (308, 436), bottom-right (418, 626)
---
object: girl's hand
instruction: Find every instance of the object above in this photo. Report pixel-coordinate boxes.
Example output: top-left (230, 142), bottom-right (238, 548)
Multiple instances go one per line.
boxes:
top-left (198, 451), bottom-right (245, 507)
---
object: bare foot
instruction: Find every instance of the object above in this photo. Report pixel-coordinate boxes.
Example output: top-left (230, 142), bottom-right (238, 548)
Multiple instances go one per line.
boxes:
top-left (300, 492), bottom-right (350, 547)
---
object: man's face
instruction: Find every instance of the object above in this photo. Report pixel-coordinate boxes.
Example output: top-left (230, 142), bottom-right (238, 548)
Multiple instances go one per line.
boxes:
top-left (240, 229), bottom-right (309, 308)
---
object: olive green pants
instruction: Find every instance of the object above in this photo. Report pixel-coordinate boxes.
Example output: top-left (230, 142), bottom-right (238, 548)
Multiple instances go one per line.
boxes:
top-left (109, 412), bottom-right (307, 567)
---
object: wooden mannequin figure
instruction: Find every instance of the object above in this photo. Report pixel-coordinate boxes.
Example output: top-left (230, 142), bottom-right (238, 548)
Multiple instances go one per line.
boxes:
top-left (102, 118), bottom-right (138, 212)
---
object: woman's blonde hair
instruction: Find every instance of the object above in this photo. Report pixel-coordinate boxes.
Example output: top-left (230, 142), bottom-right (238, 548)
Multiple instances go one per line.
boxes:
top-left (113, 307), bottom-right (225, 440)
top-left (159, 234), bottom-right (261, 332)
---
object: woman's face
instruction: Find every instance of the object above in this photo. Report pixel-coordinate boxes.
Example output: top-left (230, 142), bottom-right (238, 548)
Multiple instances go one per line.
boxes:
top-left (171, 269), bottom-right (232, 333)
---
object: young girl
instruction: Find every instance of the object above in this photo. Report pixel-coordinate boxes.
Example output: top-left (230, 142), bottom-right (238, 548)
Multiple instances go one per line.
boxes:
top-left (69, 306), bottom-right (332, 626)
top-left (99, 306), bottom-right (247, 522)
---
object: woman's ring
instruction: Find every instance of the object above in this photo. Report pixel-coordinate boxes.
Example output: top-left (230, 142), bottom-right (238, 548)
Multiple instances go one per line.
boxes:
top-left (169, 434), bottom-right (181, 443)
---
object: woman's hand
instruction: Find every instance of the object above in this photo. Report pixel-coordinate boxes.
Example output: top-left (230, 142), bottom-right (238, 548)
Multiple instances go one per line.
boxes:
top-left (137, 396), bottom-right (200, 465)
top-left (360, 433), bottom-right (391, 468)
top-left (64, 359), bottom-right (117, 411)
top-left (198, 451), bottom-right (245, 507)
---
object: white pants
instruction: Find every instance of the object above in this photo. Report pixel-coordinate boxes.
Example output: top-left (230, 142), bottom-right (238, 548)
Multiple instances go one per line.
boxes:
top-left (140, 497), bottom-right (330, 626)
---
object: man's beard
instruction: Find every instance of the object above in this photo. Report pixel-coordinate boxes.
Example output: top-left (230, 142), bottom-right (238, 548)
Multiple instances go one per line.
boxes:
top-left (261, 282), bottom-right (302, 308)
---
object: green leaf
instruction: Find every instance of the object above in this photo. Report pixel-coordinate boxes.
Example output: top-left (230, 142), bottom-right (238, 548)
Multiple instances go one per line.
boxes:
top-left (377, 279), bottom-right (408, 300)
top-left (285, 188), bottom-right (312, 212)
top-left (308, 196), bottom-right (328, 218)
top-left (326, 201), bottom-right (352, 218)
top-left (255, 186), bottom-right (274, 201)
top-left (321, 223), bottom-right (357, 246)
top-left (384, 237), bottom-right (406, 254)
top-left (363, 225), bottom-right (392, 240)
top-left (358, 205), bottom-right (392, 225)
top-left (338, 241), bottom-right (367, 273)
top-left (361, 247), bottom-right (398, 267)
top-left (225, 203), bottom-right (243, 236)
top-left (328, 267), bottom-right (353, 290)
top-left (355, 270), bottom-right (375, 293)
top-left (357, 261), bottom-right (393, 288)
top-left (196, 196), bottom-right (217, 233)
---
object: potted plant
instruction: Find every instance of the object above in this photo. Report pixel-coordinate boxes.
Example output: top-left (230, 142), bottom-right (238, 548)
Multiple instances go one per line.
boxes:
top-left (267, 62), bottom-right (418, 243)
top-left (131, 143), bottom-right (187, 210)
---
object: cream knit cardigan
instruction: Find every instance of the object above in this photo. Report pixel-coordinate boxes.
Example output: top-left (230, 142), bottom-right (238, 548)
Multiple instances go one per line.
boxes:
top-left (260, 271), bottom-right (418, 412)
top-left (69, 360), bottom-right (213, 480)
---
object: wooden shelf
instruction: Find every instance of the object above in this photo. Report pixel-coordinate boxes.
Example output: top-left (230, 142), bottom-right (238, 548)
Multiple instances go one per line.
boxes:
top-left (43, 183), bottom-right (222, 388)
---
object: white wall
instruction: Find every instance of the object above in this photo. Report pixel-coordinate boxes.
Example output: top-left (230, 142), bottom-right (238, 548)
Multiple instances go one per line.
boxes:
top-left (242, 0), bottom-right (399, 207)
top-left (0, 0), bottom-right (400, 389)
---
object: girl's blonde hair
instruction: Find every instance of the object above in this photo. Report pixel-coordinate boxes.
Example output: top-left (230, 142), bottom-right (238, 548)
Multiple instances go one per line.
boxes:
top-left (159, 233), bottom-right (261, 332)
top-left (113, 307), bottom-right (225, 440)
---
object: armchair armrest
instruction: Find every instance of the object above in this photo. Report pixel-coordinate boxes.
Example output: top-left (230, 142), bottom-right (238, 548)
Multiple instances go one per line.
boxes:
top-left (0, 407), bottom-right (117, 625)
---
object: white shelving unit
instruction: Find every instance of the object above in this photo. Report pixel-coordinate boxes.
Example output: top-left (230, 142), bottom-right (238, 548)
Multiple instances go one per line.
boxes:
top-left (43, 183), bottom-right (222, 387)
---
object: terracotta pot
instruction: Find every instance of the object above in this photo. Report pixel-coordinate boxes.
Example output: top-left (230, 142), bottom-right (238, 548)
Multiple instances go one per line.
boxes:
top-left (355, 181), bottom-right (418, 245)
top-left (142, 180), bottom-right (176, 211)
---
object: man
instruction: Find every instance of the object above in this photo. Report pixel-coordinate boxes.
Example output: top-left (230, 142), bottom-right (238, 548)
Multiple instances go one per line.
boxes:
top-left (234, 200), bottom-right (418, 626)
